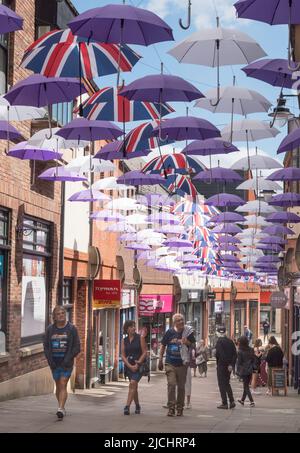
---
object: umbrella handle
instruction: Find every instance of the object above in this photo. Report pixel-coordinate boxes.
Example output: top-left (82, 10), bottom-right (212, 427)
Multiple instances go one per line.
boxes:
top-left (179, 0), bottom-right (192, 30)
top-left (46, 106), bottom-right (53, 139)
top-left (209, 41), bottom-right (221, 107)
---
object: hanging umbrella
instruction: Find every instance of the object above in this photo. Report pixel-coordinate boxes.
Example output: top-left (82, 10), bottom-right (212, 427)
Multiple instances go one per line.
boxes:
top-left (56, 118), bottom-right (123, 142)
top-left (0, 4), bottom-right (23, 33)
top-left (94, 141), bottom-right (151, 161)
top-left (38, 167), bottom-right (88, 182)
top-left (105, 197), bottom-right (142, 211)
top-left (231, 154), bottom-right (282, 170)
top-left (240, 247), bottom-right (264, 257)
top-left (125, 243), bottom-right (152, 251)
top-left (7, 141), bottom-right (62, 160)
top-left (236, 200), bottom-right (277, 213)
top-left (220, 254), bottom-right (240, 262)
top-left (116, 170), bottom-right (165, 186)
top-left (0, 121), bottom-right (23, 142)
top-left (173, 198), bottom-right (219, 216)
top-left (194, 167), bottom-right (242, 183)
top-left (205, 193), bottom-right (245, 207)
top-left (183, 138), bottom-right (238, 155)
top-left (92, 177), bottom-right (133, 192)
top-left (266, 212), bottom-right (300, 224)
top-left (146, 213), bottom-right (179, 224)
top-left (277, 128), bottom-right (300, 154)
top-left (154, 225), bottom-right (186, 235)
top-left (106, 223), bottom-right (136, 233)
top-left (211, 224), bottom-right (242, 234)
top-left (27, 127), bottom-right (89, 150)
top-left (68, 189), bottom-right (111, 203)
top-left (137, 193), bottom-right (173, 207)
top-left (164, 174), bottom-right (198, 197)
top-left (142, 153), bottom-right (204, 175)
top-left (237, 227), bottom-right (267, 238)
top-left (66, 156), bottom-right (115, 174)
top-left (167, 22), bottom-right (266, 104)
top-left (151, 116), bottom-right (220, 141)
top-left (90, 210), bottom-right (126, 222)
top-left (243, 215), bottom-right (269, 227)
top-left (236, 176), bottom-right (282, 191)
top-left (222, 119), bottom-right (279, 142)
top-left (257, 243), bottom-right (284, 252)
top-left (218, 235), bottom-right (241, 244)
top-left (217, 244), bottom-right (240, 252)
top-left (259, 236), bottom-right (287, 245)
top-left (124, 121), bottom-right (175, 153)
top-left (269, 193), bottom-right (300, 207)
top-left (267, 167), bottom-right (300, 181)
top-left (68, 3), bottom-right (174, 45)
top-left (209, 212), bottom-right (246, 224)
top-left (22, 30), bottom-right (141, 79)
top-left (126, 214), bottom-right (149, 225)
top-left (262, 225), bottom-right (294, 235)
top-left (242, 59), bottom-right (296, 89)
top-left (0, 96), bottom-right (46, 122)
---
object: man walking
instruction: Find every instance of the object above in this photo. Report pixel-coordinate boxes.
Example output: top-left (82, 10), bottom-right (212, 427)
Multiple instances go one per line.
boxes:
top-left (244, 325), bottom-right (253, 347)
top-left (44, 305), bottom-right (80, 420)
top-left (262, 319), bottom-right (270, 343)
top-left (158, 313), bottom-right (195, 417)
top-left (215, 326), bottom-right (237, 409)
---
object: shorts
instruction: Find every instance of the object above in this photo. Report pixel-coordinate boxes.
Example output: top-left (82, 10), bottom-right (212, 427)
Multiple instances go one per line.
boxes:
top-left (52, 367), bottom-right (73, 381)
top-left (125, 368), bottom-right (143, 382)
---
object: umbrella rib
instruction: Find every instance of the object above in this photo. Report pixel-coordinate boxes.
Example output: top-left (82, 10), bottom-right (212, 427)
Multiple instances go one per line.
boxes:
top-left (234, 40), bottom-right (252, 64)
top-left (271, 0), bottom-right (281, 25)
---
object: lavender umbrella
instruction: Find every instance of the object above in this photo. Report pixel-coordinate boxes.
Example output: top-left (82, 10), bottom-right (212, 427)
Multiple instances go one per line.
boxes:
top-left (209, 212), bottom-right (246, 224)
top-left (269, 193), bottom-right (300, 207)
top-left (257, 243), bottom-right (284, 252)
top-left (278, 128), bottom-right (300, 154)
top-left (38, 167), bottom-right (88, 182)
top-left (256, 256), bottom-right (281, 263)
top-left (259, 236), bottom-right (287, 245)
top-left (194, 167), bottom-right (242, 183)
top-left (205, 193), bottom-right (245, 208)
top-left (56, 118), bottom-right (123, 142)
top-left (68, 4), bottom-right (174, 46)
top-left (183, 138), bottom-right (238, 156)
top-left (163, 238), bottom-right (193, 248)
top-left (0, 4), bottom-right (23, 34)
top-left (218, 235), bottom-right (241, 244)
top-left (262, 225), bottom-right (294, 235)
top-left (211, 224), bottom-right (242, 234)
top-left (267, 167), bottom-right (300, 181)
top-left (218, 244), bottom-right (240, 252)
top-left (95, 141), bottom-right (151, 160)
top-left (146, 213), bottom-right (180, 224)
top-left (90, 211), bottom-right (125, 222)
top-left (68, 189), bottom-right (111, 203)
top-left (266, 212), bottom-right (300, 224)
top-left (0, 121), bottom-right (23, 141)
top-left (242, 59), bottom-right (296, 89)
top-left (125, 243), bottom-right (151, 251)
top-left (7, 141), bottom-right (62, 160)
top-left (151, 116), bottom-right (220, 141)
top-left (116, 170), bottom-right (165, 186)
top-left (220, 255), bottom-right (240, 262)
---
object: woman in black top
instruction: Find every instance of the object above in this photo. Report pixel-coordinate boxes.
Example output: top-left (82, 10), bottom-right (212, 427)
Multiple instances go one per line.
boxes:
top-left (266, 336), bottom-right (284, 395)
top-left (121, 320), bottom-right (147, 415)
top-left (237, 336), bottom-right (255, 407)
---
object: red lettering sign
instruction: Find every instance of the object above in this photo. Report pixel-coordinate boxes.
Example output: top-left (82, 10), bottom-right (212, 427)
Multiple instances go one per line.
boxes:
top-left (93, 280), bottom-right (121, 308)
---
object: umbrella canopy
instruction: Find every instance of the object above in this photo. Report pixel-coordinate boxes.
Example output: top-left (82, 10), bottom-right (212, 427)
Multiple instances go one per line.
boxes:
top-left (106, 223), bottom-right (136, 233)
top-left (269, 193), bottom-right (300, 207)
top-left (92, 177), bottom-right (132, 192)
top-left (240, 247), bottom-right (264, 257)
top-left (146, 213), bottom-right (179, 224)
top-left (56, 118), bottom-right (123, 141)
top-left (124, 120), bottom-right (175, 152)
top-left (209, 212), bottom-right (246, 224)
top-left (137, 194), bottom-right (172, 207)
top-left (237, 227), bottom-right (267, 238)
top-left (195, 85), bottom-right (271, 114)
top-left (243, 215), bottom-right (269, 227)
top-left (7, 141), bottom-right (62, 160)
top-left (0, 96), bottom-right (46, 122)
top-left (266, 211), bottom-right (300, 224)
top-left (90, 210), bottom-right (126, 222)
top-left (27, 127), bottom-right (89, 150)
top-left (242, 59), bottom-right (296, 89)
top-left (117, 170), bottom-right (165, 186)
top-left (38, 166), bottom-right (88, 182)
top-left (262, 225), bottom-right (294, 235)
top-left (211, 224), bottom-right (242, 234)
top-left (231, 154), bottom-right (282, 170)
top-left (78, 86), bottom-right (174, 122)
top-left (194, 167), bottom-right (242, 182)
top-left (164, 174), bottom-right (198, 197)
top-left (95, 141), bottom-right (151, 161)
top-left (236, 176), bottom-right (282, 191)
top-left (66, 156), bottom-right (115, 174)
top-left (220, 254), bottom-right (240, 262)
top-left (152, 116), bottom-right (221, 141)
top-left (163, 238), bottom-right (193, 248)
top-left (142, 153), bottom-right (204, 175)
top-left (257, 243), bottom-right (284, 252)
top-left (104, 197), bottom-right (142, 211)
top-left (205, 193), bottom-right (245, 207)
top-left (22, 30), bottom-right (141, 79)
top-left (278, 128), bottom-right (300, 154)
top-left (155, 224), bottom-right (186, 235)
top-left (0, 121), bottom-right (23, 141)
top-left (0, 4), bottom-right (23, 33)
top-left (234, 0), bottom-right (300, 25)
top-left (218, 235), bottom-right (241, 244)
top-left (217, 244), bottom-right (240, 252)
top-left (222, 119), bottom-right (280, 142)
top-left (236, 200), bottom-right (277, 213)
top-left (4, 74), bottom-right (86, 107)
top-left (68, 3), bottom-right (174, 46)
top-left (182, 138), bottom-right (238, 156)
top-left (259, 236), bottom-right (287, 245)
top-left (126, 214), bottom-right (148, 225)
top-left (68, 189), bottom-right (111, 203)
top-left (119, 74), bottom-right (204, 103)
top-left (267, 167), bottom-right (300, 181)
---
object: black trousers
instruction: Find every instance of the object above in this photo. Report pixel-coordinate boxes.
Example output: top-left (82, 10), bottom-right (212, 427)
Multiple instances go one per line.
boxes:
top-left (217, 365), bottom-right (234, 406)
top-left (241, 375), bottom-right (253, 402)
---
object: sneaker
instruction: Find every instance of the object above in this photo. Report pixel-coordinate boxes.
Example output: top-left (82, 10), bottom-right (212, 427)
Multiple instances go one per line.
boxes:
top-left (124, 405), bottom-right (130, 415)
top-left (177, 408), bottom-right (183, 416)
top-left (217, 404), bottom-right (228, 409)
top-left (167, 408), bottom-right (175, 417)
top-left (229, 402), bottom-right (236, 409)
top-left (135, 405), bottom-right (141, 415)
top-left (185, 403), bottom-right (192, 410)
top-left (237, 399), bottom-right (244, 406)
top-left (250, 402), bottom-right (255, 407)
top-left (162, 404), bottom-right (169, 409)
top-left (56, 408), bottom-right (64, 420)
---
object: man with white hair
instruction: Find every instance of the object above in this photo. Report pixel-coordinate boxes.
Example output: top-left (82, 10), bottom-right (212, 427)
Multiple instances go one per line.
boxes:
top-left (158, 313), bottom-right (195, 417)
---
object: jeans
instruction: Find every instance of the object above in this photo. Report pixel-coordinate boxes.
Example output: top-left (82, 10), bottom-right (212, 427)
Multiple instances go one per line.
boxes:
top-left (217, 365), bottom-right (234, 406)
top-left (241, 375), bottom-right (254, 402)
top-left (165, 363), bottom-right (188, 410)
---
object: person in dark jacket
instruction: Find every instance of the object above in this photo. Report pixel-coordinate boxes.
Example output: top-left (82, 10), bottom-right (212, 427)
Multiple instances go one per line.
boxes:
top-left (43, 305), bottom-right (80, 420)
top-left (215, 326), bottom-right (237, 409)
top-left (266, 336), bottom-right (284, 395)
top-left (237, 336), bottom-right (255, 407)
top-left (121, 320), bottom-right (147, 415)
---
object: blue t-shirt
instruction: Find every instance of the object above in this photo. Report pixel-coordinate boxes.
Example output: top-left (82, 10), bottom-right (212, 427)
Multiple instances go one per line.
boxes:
top-left (50, 322), bottom-right (72, 367)
top-left (162, 328), bottom-right (195, 367)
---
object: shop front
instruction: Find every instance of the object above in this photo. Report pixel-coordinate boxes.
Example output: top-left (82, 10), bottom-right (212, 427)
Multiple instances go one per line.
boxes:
top-left (208, 299), bottom-right (231, 348)
top-left (292, 286), bottom-right (300, 392)
top-left (119, 287), bottom-right (136, 377)
top-left (260, 291), bottom-right (277, 337)
top-left (178, 289), bottom-right (204, 342)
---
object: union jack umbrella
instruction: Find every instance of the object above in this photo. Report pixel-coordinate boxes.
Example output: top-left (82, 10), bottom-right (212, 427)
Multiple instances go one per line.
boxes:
top-left (173, 198), bottom-right (219, 216)
top-left (163, 174), bottom-right (199, 197)
top-left (180, 212), bottom-right (210, 228)
top-left (124, 121), bottom-right (174, 153)
top-left (142, 153), bottom-right (204, 175)
top-left (77, 86), bottom-right (174, 122)
top-left (21, 29), bottom-right (141, 79)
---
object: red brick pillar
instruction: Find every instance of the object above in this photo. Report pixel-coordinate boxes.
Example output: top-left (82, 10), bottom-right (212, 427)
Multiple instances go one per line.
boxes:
top-left (74, 280), bottom-right (88, 389)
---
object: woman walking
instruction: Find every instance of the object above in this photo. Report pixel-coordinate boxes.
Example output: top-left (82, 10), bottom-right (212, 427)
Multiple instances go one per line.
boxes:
top-left (265, 336), bottom-right (284, 396)
top-left (251, 339), bottom-right (264, 394)
top-left (196, 340), bottom-right (209, 377)
top-left (237, 336), bottom-right (255, 407)
top-left (121, 320), bottom-right (147, 415)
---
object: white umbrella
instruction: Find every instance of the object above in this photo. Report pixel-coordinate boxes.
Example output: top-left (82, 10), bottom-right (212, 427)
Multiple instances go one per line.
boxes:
top-left (28, 127), bottom-right (89, 150)
top-left (143, 238), bottom-right (165, 247)
top-left (105, 197), bottom-right (141, 211)
top-left (66, 155), bottom-right (115, 173)
top-left (239, 238), bottom-right (264, 247)
top-left (136, 229), bottom-right (166, 240)
top-left (240, 247), bottom-right (264, 257)
top-left (240, 256), bottom-right (258, 264)
top-left (0, 96), bottom-right (46, 121)
top-left (244, 215), bottom-right (269, 227)
top-left (231, 154), bottom-right (283, 170)
top-left (154, 247), bottom-right (175, 257)
top-left (222, 120), bottom-right (280, 143)
top-left (105, 222), bottom-right (136, 233)
top-left (154, 224), bottom-right (186, 235)
top-left (92, 177), bottom-right (133, 191)
top-left (126, 214), bottom-right (149, 225)
top-left (236, 200), bottom-right (277, 214)
top-left (236, 177), bottom-right (282, 191)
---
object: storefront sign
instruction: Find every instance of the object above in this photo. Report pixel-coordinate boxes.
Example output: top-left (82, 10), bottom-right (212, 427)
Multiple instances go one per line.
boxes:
top-left (214, 301), bottom-right (224, 313)
top-left (270, 291), bottom-right (287, 309)
top-left (139, 295), bottom-right (173, 317)
top-left (207, 292), bottom-right (216, 300)
top-left (93, 279), bottom-right (121, 309)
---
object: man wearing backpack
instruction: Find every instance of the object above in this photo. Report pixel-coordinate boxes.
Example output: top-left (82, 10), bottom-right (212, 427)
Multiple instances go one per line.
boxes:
top-left (244, 325), bottom-right (253, 347)
top-left (215, 326), bottom-right (237, 409)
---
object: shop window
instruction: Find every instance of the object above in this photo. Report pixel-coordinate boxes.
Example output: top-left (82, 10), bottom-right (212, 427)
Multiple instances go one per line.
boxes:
top-left (0, 0), bottom-right (9, 96)
top-left (21, 217), bottom-right (51, 346)
top-left (62, 279), bottom-right (73, 322)
top-left (0, 208), bottom-right (9, 353)
top-left (51, 101), bottom-right (73, 127)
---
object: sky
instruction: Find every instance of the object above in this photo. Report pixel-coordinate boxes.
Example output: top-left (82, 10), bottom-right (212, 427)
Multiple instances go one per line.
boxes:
top-left (71, 0), bottom-right (296, 162)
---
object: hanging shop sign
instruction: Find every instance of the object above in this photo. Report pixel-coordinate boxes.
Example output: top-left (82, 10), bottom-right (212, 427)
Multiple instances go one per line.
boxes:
top-left (270, 291), bottom-right (287, 309)
top-left (93, 279), bottom-right (121, 309)
top-left (139, 294), bottom-right (173, 317)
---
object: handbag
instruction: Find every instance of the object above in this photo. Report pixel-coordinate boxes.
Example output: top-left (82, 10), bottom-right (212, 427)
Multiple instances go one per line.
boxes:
top-left (196, 353), bottom-right (206, 365)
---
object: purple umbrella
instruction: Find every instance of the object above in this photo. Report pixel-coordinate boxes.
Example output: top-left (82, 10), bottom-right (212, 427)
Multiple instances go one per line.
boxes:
top-left (220, 254), bottom-right (240, 262)
top-left (218, 235), bottom-right (241, 244)
top-left (56, 118), bottom-right (123, 142)
top-left (68, 3), bottom-right (174, 46)
top-left (0, 4), bottom-right (23, 34)
top-left (163, 238), bottom-right (193, 248)
top-left (94, 141), bottom-right (151, 160)
top-left (217, 244), bottom-right (240, 252)
top-left (146, 213), bottom-right (179, 224)
top-left (278, 128), bottom-right (300, 154)
top-left (116, 170), bottom-right (165, 186)
top-left (209, 212), bottom-right (246, 224)
top-left (0, 121), bottom-right (23, 141)
top-left (194, 167), bottom-right (242, 183)
top-left (266, 211), bottom-right (300, 224)
top-left (259, 236), bottom-right (287, 245)
top-left (256, 256), bottom-right (281, 263)
top-left (90, 211), bottom-right (125, 222)
top-left (7, 141), bottom-right (62, 160)
top-left (151, 116), bottom-right (220, 141)
top-left (211, 224), bottom-right (242, 234)
top-left (38, 166), bottom-right (88, 182)
top-left (68, 189), bottom-right (111, 203)
top-left (242, 59), bottom-right (296, 89)
top-left (205, 193), bottom-right (245, 208)
top-left (183, 138), bottom-right (238, 156)
top-left (137, 193), bottom-right (173, 207)
top-left (119, 74), bottom-right (204, 103)
top-left (262, 225), bottom-right (294, 235)
top-left (257, 243), bottom-right (284, 252)
top-left (125, 243), bottom-right (151, 251)
top-left (267, 167), bottom-right (300, 181)
top-left (269, 193), bottom-right (300, 207)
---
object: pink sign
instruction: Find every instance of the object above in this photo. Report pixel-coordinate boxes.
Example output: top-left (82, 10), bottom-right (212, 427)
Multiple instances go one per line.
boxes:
top-left (139, 295), bottom-right (173, 317)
